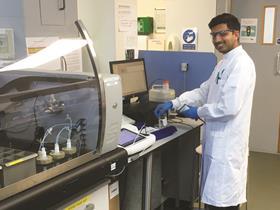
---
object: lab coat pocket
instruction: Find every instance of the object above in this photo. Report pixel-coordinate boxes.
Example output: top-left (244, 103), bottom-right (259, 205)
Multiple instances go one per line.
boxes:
top-left (204, 122), bottom-right (227, 159)
top-left (211, 121), bottom-right (226, 138)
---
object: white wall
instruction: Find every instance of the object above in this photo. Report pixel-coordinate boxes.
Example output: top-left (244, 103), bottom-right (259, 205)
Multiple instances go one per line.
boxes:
top-left (137, 0), bottom-right (165, 16)
top-left (78, 0), bottom-right (137, 73)
top-left (166, 0), bottom-right (216, 52)
top-left (137, 0), bottom-right (166, 48)
top-left (137, 0), bottom-right (216, 52)
top-left (78, 0), bottom-right (116, 74)
top-left (77, 0), bottom-right (216, 73)
top-left (115, 0), bottom-right (138, 60)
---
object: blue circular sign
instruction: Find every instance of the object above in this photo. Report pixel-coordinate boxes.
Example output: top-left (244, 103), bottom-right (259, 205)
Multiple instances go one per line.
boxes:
top-left (183, 29), bottom-right (196, 43)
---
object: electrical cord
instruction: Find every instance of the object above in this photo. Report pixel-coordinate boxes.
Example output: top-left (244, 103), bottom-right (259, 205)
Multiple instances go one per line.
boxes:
top-left (198, 117), bottom-right (206, 124)
top-left (176, 104), bottom-right (206, 124)
top-left (132, 124), bottom-right (145, 144)
top-left (140, 125), bottom-right (151, 136)
top-left (168, 118), bottom-right (194, 129)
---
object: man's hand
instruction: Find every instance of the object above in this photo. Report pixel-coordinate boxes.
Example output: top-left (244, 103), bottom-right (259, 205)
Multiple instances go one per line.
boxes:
top-left (180, 106), bottom-right (199, 120)
top-left (154, 101), bottom-right (173, 118)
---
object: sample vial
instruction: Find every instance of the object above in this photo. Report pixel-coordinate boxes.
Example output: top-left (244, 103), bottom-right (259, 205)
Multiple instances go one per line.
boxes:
top-left (159, 113), bottom-right (168, 128)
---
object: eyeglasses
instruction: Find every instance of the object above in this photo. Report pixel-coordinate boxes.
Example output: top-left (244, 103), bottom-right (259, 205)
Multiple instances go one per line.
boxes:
top-left (210, 29), bottom-right (234, 39)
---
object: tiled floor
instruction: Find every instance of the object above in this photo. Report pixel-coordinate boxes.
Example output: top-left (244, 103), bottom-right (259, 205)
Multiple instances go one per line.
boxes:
top-left (243, 151), bottom-right (280, 210)
top-left (156, 151), bottom-right (280, 210)
top-left (201, 152), bottom-right (280, 210)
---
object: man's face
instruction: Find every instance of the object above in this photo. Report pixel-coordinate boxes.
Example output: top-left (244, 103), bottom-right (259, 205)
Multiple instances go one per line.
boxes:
top-left (210, 23), bottom-right (239, 54)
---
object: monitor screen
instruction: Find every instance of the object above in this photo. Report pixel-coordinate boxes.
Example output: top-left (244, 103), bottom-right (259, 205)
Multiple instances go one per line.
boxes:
top-left (109, 59), bottom-right (148, 98)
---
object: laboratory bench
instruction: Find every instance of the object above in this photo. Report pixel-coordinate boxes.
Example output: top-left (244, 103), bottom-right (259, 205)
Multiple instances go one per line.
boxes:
top-left (120, 118), bottom-right (203, 210)
top-left (0, 118), bottom-right (202, 210)
top-left (0, 147), bottom-right (127, 210)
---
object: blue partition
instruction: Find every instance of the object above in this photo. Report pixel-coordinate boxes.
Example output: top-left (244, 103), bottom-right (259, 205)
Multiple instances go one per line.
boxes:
top-left (138, 50), bottom-right (217, 96)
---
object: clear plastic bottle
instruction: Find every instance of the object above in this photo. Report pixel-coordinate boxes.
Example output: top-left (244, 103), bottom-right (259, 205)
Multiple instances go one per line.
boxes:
top-left (159, 113), bottom-right (168, 128)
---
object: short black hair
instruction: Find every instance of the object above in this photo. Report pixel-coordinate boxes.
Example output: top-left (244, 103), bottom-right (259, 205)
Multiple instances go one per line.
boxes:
top-left (208, 13), bottom-right (240, 31)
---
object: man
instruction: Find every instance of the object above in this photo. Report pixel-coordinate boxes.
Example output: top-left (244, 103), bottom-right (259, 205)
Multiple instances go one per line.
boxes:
top-left (154, 13), bottom-right (256, 210)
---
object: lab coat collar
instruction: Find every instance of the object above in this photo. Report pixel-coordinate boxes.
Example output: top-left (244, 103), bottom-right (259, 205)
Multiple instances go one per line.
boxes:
top-left (223, 45), bottom-right (242, 60)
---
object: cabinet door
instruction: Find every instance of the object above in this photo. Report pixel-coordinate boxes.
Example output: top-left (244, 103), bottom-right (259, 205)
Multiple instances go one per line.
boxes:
top-left (23, 0), bottom-right (78, 37)
top-left (40, 0), bottom-right (65, 26)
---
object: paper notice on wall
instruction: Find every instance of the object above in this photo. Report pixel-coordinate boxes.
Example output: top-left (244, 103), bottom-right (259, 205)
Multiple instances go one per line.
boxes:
top-left (154, 8), bottom-right (166, 33)
top-left (25, 37), bottom-right (83, 72)
top-left (26, 37), bottom-right (60, 70)
top-left (147, 38), bottom-right (165, 51)
top-left (63, 48), bottom-right (83, 72)
top-left (26, 37), bottom-right (58, 55)
top-left (240, 18), bottom-right (257, 43)
top-left (118, 4), bottom-right (136, 32)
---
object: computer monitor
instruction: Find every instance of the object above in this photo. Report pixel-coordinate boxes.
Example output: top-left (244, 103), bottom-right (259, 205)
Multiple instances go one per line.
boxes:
top-left (109, 58), bottom-right (148, 102)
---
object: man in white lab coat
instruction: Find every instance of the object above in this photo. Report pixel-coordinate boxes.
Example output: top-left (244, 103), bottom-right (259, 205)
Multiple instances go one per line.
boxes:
top-left (154, 13), bottom-right (256, 210)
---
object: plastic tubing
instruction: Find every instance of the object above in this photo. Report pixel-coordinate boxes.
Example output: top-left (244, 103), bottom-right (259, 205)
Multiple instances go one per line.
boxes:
top-left (38, 123), bottom-right (69, 151)
top-left (65, 114), bottom-right (72, 139)
top-left (38, 114), bottom-right (72, 151)
top-left (39, 127), bottom-right (53, 151)
top-left (55, 126), bottom-right (71, 145)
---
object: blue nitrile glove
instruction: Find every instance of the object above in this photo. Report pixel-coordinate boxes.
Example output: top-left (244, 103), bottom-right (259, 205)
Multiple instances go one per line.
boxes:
top-left (154, 101), bottom-right (173, 118)
top-left (180, 106), bottom-right (199, 120)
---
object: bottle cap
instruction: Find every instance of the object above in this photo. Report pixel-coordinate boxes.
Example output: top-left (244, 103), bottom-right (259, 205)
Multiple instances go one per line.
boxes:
top-left (163, 80), bottom-right (169, 90)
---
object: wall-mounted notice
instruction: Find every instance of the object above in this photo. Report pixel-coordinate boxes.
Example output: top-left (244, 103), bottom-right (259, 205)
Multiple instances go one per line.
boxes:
top-left (181, 28), bottom-right (198, 50)
top-left (154, 8), bottom-right (166, 34)
top-left (240, 18), bottom-right (257, 43)
top-left (118, 4), bottom-right (136, 32)
top-left (262, 6), bottom-right (277, 44)
top-left (26, 37), bottom-right (82, 72)
top-left (26, 37), bottom-right (60, 70)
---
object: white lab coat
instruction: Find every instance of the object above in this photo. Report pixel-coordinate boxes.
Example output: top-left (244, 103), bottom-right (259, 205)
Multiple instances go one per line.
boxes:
top-left (172, 46), bottom-right (256, 207)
